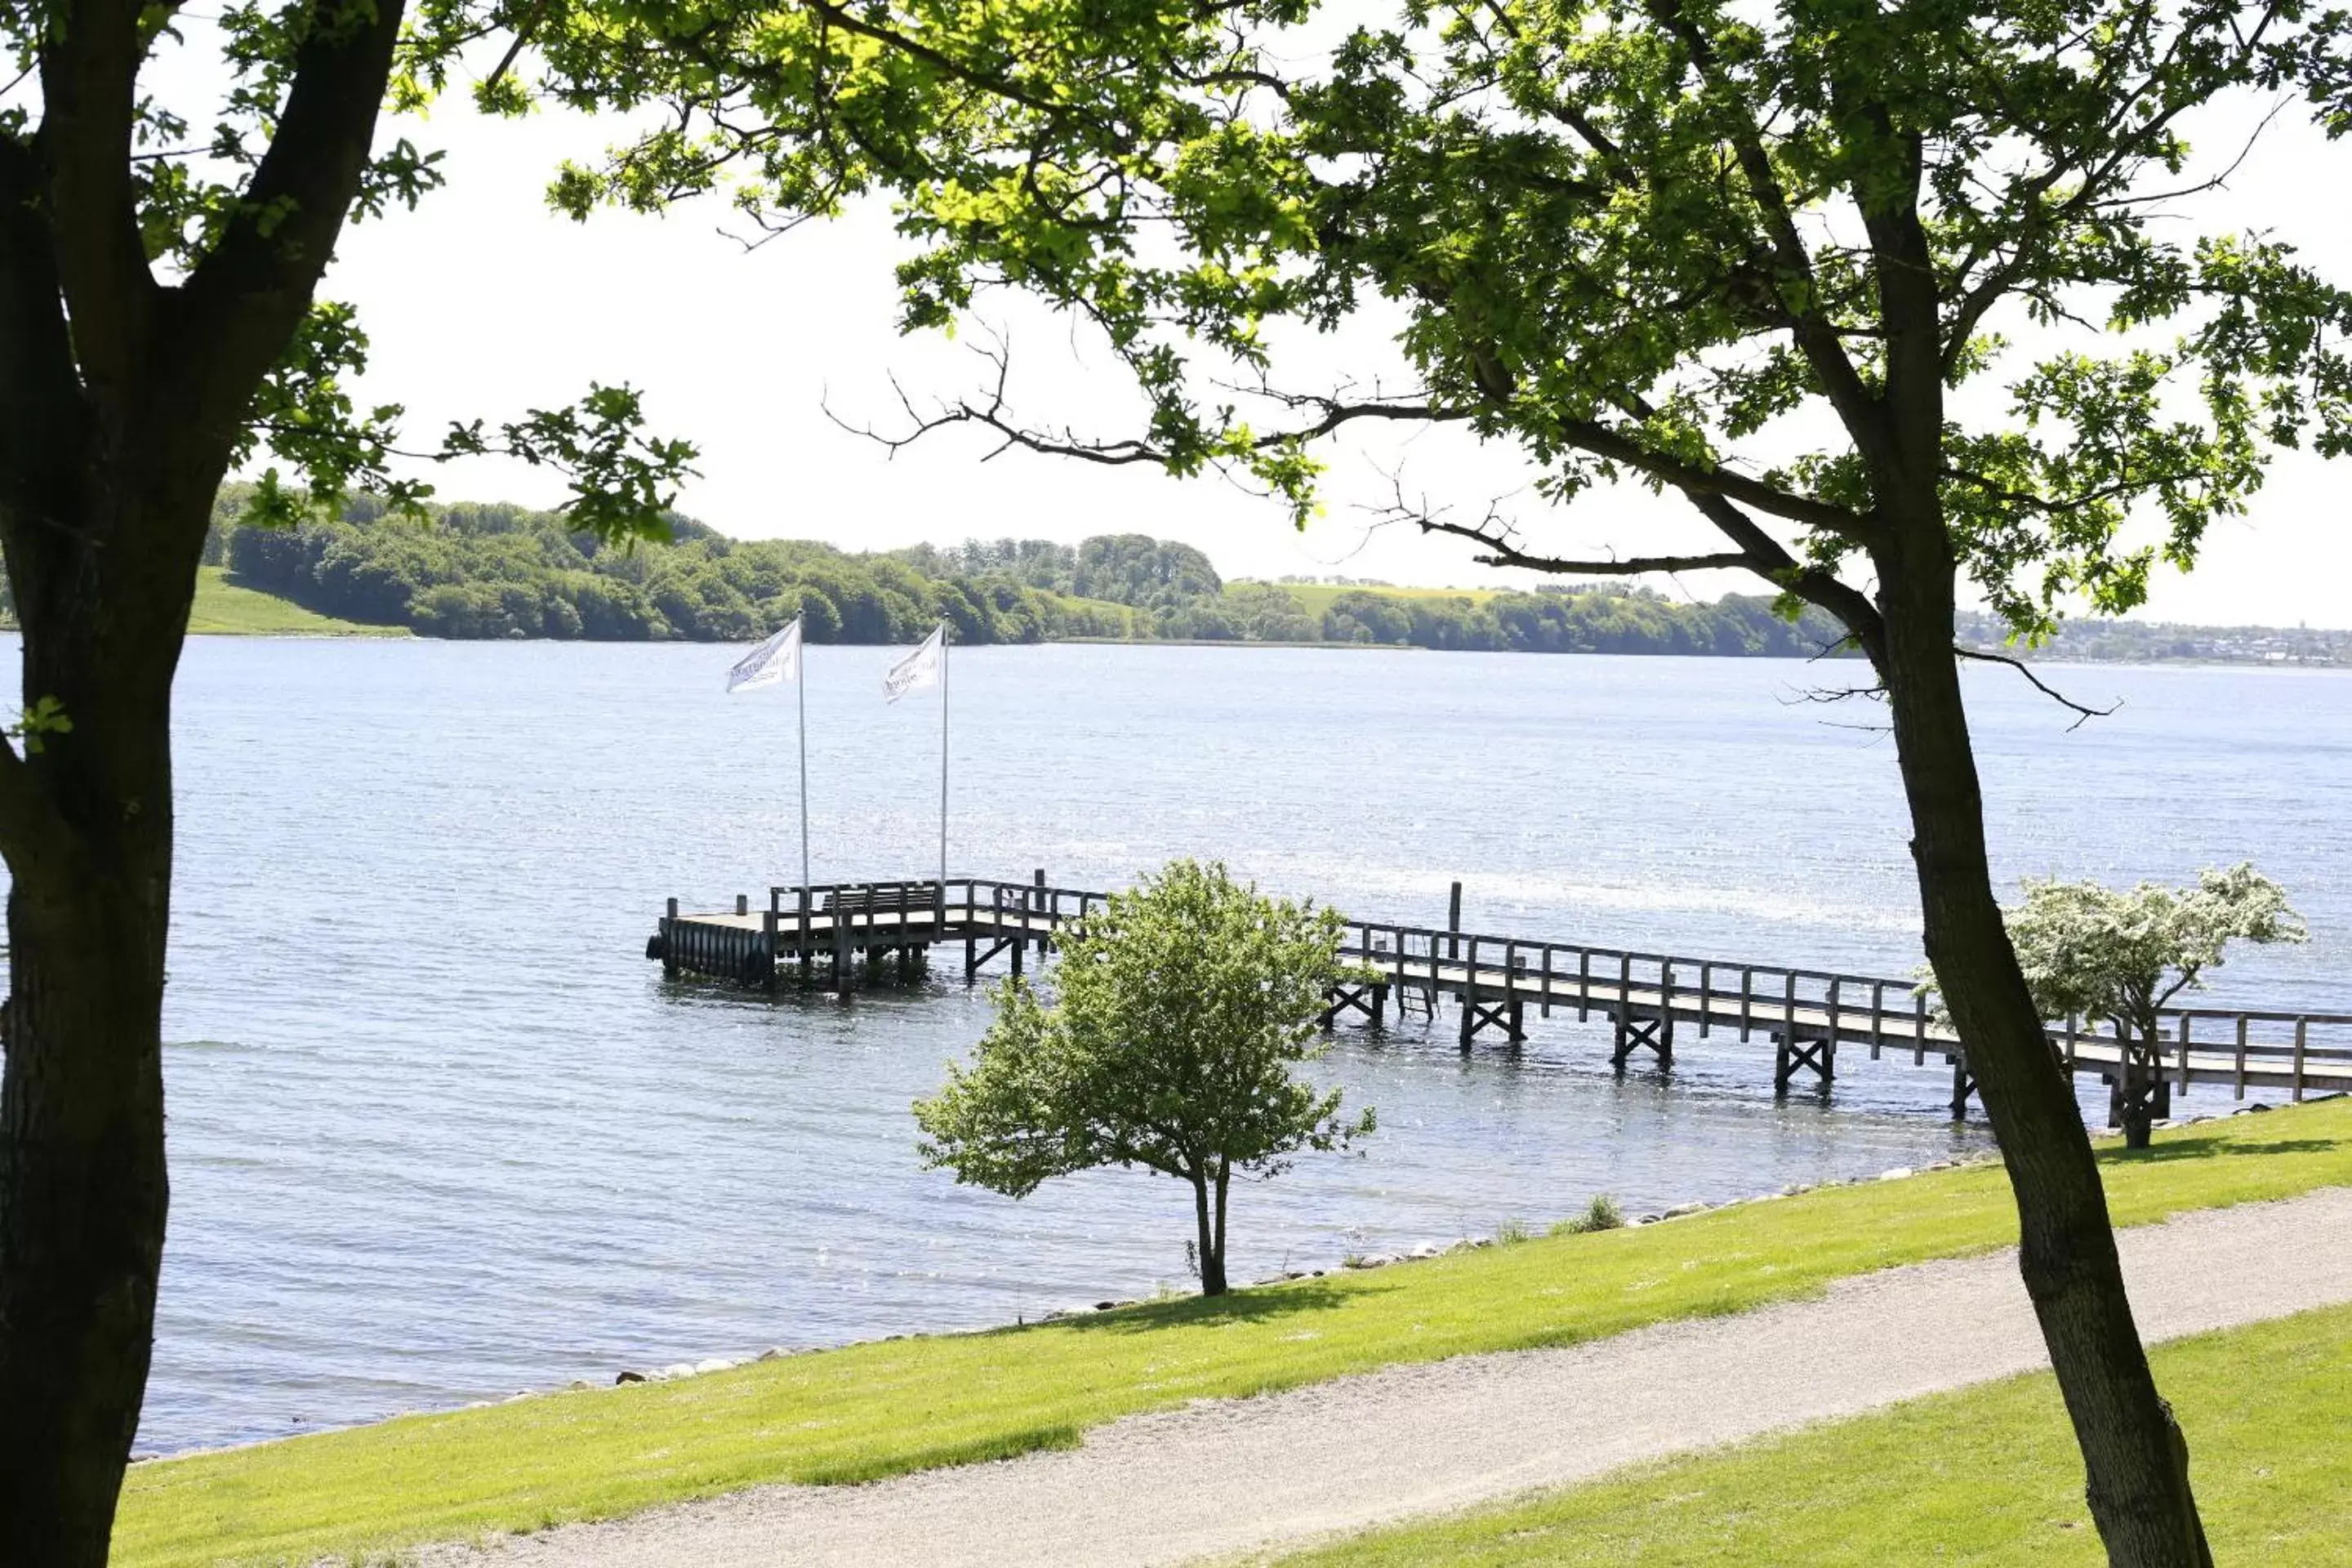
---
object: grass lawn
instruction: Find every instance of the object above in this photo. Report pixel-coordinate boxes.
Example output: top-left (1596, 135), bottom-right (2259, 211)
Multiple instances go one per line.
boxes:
top-left (1270, 1300), bottom-right (2352, 1566)
top-left (116, 1098), bottom-right (2352, 1567)
top-left (185, 568), bottom-right (406, 636)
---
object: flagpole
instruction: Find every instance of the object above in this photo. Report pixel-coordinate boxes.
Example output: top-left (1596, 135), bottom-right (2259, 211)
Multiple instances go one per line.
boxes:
top-left (938, 619), bottom-right (950, 892)
top-left (797, 617), bottom-right (810, 899)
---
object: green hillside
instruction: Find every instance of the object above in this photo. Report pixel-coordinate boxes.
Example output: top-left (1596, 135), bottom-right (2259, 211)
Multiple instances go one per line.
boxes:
top-left (192, 491), bottom-right (1846, 654)
top-left (1247, 581), bottom-right (1502, 618)
top-left (185, 568), bottom-right (408, 637)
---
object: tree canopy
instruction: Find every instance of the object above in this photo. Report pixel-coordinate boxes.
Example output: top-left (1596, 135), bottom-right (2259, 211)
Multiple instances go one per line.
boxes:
top-left (2007, 863), bottom-right (2309, 1032)
top-left (557, 0), bottom-right (2352, 645)
top-left (556, 2), bottom-right (2352, 1559)
top-left (914, 860), bottom-right (1374, 1295)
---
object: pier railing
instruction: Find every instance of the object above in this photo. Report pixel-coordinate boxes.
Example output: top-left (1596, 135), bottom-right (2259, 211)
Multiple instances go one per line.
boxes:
top-left (647, 874), bottom-right (2352, 1110)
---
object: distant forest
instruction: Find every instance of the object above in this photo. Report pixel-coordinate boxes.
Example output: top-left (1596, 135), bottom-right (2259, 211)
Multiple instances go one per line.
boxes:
top-left (202, 493), bottom-right (1855, 654)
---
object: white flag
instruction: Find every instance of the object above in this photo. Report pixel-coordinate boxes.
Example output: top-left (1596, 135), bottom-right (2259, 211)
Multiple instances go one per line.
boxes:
top-left (726, 617), bottom-right (802, 693)
top-left (884, 624), bottom-right (945, 703)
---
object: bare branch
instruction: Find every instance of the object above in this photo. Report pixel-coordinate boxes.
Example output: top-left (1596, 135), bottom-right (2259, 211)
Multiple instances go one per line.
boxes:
top-left (1954, 645), bottom-right (2122, 730)
top-left (831, 333), bottom-right (1477, 466)
top-left (1364, 483), bottom-right (1757, 577)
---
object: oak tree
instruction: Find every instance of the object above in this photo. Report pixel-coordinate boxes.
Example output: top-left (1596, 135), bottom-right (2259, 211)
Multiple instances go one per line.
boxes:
top-left (559, 1), bottom-right (2352, 1561)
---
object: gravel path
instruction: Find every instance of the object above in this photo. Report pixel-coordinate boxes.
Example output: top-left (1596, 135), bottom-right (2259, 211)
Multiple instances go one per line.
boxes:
top-left (426, 1187), bottom-right (2352, 1568)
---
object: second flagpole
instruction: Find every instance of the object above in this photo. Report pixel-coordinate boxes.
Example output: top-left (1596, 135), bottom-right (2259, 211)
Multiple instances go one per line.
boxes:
top-left (798, 617), bottom-right (811, 901)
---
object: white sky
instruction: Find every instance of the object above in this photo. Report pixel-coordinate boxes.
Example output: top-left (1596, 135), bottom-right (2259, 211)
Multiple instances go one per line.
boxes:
top-left (318, 86), bottom-right (2352, 627)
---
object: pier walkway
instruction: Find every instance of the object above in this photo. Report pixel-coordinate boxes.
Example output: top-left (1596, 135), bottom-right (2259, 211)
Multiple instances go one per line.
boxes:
top-left (648, 874), bottom-right (2352, 1121)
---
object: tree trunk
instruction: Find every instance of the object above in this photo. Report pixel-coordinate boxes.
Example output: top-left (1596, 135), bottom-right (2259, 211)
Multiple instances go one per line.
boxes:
top-left (1214, 1160), bottom-right (1229, 1291)
top-left (1871, 528), bottom-right (2211, 1566)
top-left (1190, 1169), bottom-right (1227, 1296)
top-left (0, 477), bottom-right (198, 1565)
top-left (2114, 1009), bottom-right (2167, 1151)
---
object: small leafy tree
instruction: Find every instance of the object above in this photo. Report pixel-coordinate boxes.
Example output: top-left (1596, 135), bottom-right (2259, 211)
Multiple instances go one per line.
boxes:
top-left (2007, 865), bottom-right (2307, 1148)
top-left (914, 860), bottom-right (1374, 1296)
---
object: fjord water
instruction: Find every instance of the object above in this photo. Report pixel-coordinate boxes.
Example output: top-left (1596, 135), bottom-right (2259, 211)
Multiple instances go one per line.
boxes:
top-left (133, 639), bottom-right (2351, 1451)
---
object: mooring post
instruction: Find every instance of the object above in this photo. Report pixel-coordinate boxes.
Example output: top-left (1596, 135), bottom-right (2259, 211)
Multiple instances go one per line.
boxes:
top-left (662, 897), bottom-right (679, 978)
top-left (736, 893), bottom-right (748, 916)
top-left (1448, 880), bottom-right (1463, 964)
top-left (760, 908), bottom-right (777, 992)
top-left (798, 884), bottom-right (813, 978)
top-left (832, 902), bottom-right (853, 996)
top-left (1033, 866), bottom-right (1047, 954)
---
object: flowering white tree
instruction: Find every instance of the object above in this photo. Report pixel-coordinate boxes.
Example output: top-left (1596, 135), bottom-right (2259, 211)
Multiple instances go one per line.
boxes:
top-left (2005, 865), bottom-right (2307, 1147)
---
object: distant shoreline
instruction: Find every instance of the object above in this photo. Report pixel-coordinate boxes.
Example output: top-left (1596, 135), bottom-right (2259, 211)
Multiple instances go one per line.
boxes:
top-left (151, 626), bottom-right (2352, 670)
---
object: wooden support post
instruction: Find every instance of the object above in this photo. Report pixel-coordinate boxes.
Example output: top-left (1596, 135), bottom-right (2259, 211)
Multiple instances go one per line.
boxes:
top-left (1611, 1012), bottom-right (1670, 1070)
top-left (1698, 961), bottom-right (1711, 1038)
top-left (662, 898), bottom-right (679, 978)
top-left (1950, 1058), bottom-right (1976, 1120)
top-left (798, 884), bottom-right (812, 978)
top-left (1740, 967), bottom-right (1753, 1041)
top-left (1578, 948), bottom-right (1590, 1021)
top-left (1539, 945), bottom-right (1553, 1019)
top-left (1774, 1034), bottom-right (1832, 1095)
top-left (736, 893), bottom-right (749, 916)
top-left (2295, 1015), bottom-right (2309, 1102)
top-left (1913, 990), bottom-right (1927, 1066)
top-left (1372, 983), bottom-right (1388, 1028)
top-left (2235, 1013), bottom-right (2249, 1099)
top-left (1448, 880), bottom-right (1463, 963)
top-left (1869, 981), bottom-right (1885, 1059)
top-left (1459, 934), bottom-right (1479, 1054)
top-left (832, 905), bottom-right (852, 996)
top-left (1033, 867), bottom-right (1048, 954)
top-left (761, 909), bottom-right (777, 992)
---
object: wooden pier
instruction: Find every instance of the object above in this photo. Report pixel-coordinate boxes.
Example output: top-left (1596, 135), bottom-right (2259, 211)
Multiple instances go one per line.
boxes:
top-left (648, 875), bottom-right (2352, 1123)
